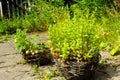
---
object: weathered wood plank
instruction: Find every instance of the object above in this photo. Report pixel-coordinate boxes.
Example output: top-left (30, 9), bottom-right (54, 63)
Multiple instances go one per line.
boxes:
top-left (0, 0), bottom-right (30, 18)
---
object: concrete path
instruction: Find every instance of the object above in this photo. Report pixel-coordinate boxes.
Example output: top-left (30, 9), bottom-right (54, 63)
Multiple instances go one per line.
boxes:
top-left (0, 32), bottom-right (48, 80)
top-left (0, 40), bottom-right (37, 80)
top-left (0, 32), bottom-right (120, 80)
top-left (94, 51), bottom-right (120, 80)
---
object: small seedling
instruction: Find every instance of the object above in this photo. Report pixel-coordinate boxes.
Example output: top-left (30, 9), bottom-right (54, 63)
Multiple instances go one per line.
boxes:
top-left (17, 59), bottom-right (27, 64)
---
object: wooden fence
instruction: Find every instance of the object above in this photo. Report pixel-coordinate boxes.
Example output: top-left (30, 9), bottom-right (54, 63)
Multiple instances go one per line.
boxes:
top-left (0, 0), bottom-right (31, 18)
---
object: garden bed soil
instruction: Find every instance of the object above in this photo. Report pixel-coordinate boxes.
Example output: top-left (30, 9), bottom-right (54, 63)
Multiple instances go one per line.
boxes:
top-left (22, 48), bottom-right (52, 66)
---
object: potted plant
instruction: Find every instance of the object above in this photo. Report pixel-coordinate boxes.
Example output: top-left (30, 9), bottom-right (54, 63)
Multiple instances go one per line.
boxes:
top-left (14, 29), bottom-right (52, 65)
top-left (48, 13), bottom-right (101, 80)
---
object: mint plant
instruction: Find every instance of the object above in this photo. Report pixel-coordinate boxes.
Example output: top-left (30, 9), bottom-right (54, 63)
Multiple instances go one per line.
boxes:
top-left (48, 10), bottom-right (101, 62)
top-left (14, 29), bottom-right (45, 55)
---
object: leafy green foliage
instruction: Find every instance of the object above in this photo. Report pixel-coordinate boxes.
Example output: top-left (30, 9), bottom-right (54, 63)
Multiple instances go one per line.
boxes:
top-left (110, 42), bottom-right (120, 55)
top-left (48, 10), bottom-right (101, 62)
top-left (30, 63), bottom-right (65, 80)
top-left (13, 29), bottom-right (45, 54)
top-left (0, 0), bottom-right (55, 35)
top-left (110, 47), bottom-right (119, 55)
top-left (99, 15), bottom-right (120, 55)
top-left (0, 34), bottom-right (11, 43)
top-left (48, 0), bottom-right (64, 7)
top-left (70, 0), bottom-right (115, 18)
top-left (0, 0), bottom-right (120, 58)
top-left (100, 42), bottom-right (110, 50)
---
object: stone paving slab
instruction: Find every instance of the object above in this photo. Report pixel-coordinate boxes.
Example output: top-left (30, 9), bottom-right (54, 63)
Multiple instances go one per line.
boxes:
top-left (0, 44), bottom-right (36, 80)
top-left (0, 41), bottom-right (17, 56)
top-left (94, 51), bottom-right (120, 80)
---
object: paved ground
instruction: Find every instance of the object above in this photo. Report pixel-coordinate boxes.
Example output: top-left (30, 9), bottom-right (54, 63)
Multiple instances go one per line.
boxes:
top-left (95, 51), bottom-right (120, 80)
top-left (0, 32), bottom-right (48, 80)
top-left (0, 32), bottom-right (120, 80)
top-left (0, 40), bottom-right (37, 80)
top-left (0, 33), bottom-right (43, 80)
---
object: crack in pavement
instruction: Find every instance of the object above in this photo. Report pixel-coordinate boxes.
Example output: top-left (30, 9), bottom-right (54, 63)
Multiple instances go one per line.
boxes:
top-left (0, 53), bottom-right (17, 57)
top-left (0, 61), bottom-right (5, 64)
top-left (0, 64), bottom-right (17, 69)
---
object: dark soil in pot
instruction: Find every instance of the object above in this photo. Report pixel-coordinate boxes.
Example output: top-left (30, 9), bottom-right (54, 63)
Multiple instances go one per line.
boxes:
top-left (22, 48), bottom-right (53, 66)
